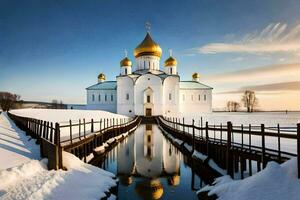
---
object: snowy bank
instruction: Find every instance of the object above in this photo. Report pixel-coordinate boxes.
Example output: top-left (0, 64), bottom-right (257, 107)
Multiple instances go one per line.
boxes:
top-left (0, 112), bottom-right (40, 170)
top-left (199, 158), bottom-right (300, 200)
top-left (0, 152), bottom-right (117, 200)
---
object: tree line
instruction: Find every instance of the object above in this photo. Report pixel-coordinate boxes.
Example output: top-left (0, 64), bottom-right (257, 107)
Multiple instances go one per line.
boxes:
top-left (226, 90), bottom-right (258, 112)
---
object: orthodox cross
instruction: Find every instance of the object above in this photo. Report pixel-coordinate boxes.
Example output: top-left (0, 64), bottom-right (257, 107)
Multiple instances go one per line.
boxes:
top-left (124, 49), bottom-right (128, 57)
top-left (169, 49), bottom-right (173, 57)
top-left (145, 22), bottom-right (151, 32)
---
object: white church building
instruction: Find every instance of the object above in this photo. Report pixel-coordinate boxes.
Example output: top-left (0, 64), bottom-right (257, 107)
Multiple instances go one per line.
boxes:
top-left (86, 31), bottom-right (212, 117)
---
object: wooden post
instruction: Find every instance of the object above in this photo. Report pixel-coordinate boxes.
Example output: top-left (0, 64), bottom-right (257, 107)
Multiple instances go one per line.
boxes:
top-left (201, 117), bottom-right (203, 137)
top-left (192, 119), bottom-right (195, 153)
top-left (69, 120), bottom-right (73, 144)
top-left (226, 121), bottom-right (233, 178)
top-left (220, 123), bottom-right (223, 142)
top-left (46, 121), bottom-right (49, 140)
top-left (91, 119), bottom-right (94, 133)
top-left (241, 124), bottom-right (244, 149)
top-left (297, 123), bottom-right (300, 179)
top-left (43, 121), bottom-right (47, 138)
top-left (261, 124), bottom-right (266, 168)
top-left (183, 118), bottom-right (185, 133)
top-left (79, 119), bottom-right (81, 140)
top-left (50, 122), bottom-right (53, 142)
top-left (277, 124), bottom-right (281, 162)
top-left (83, 118), bottom-right (86, 138)
top-left (206, 122), bottom-right (209, 156)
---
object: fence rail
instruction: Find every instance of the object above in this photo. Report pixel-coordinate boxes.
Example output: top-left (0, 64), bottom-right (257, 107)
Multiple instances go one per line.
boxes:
top-left (7, 112), bottom-right (141, 170)
top-left (158, 116), bottom-right (300, 179)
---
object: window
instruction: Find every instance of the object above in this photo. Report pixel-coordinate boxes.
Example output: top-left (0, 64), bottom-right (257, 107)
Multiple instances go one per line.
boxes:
top-left (144, 61), bottom-right (146, 68)
top-left (125, 68), bottom-right (127, 75)
top-left (204, 94), bottom-right (207, 101)
top-left (105, 94), bottom-right (107, 102)
top-left (92, 94), bottom-right (95, 101)
top-left (170, 68), bottom-right (173, 74)
top-left (147, 95), bottom-right (151, 103)
top-left (111, 94), bottom-right (113, 101)
top-left (126, 93), bottom-right (129, 100)
top-left (147, 135), bottom-right (151, 142)
top-left (191, 95), bottom-right (194, 101)
top-left (149, 61), bottom-right (150, 68)
top-left (182, 94), bottom-right (185, 101)
top-left (98, 94), bottom-right (101, 102)
top-left (169, 93), bottom-right (172, 101)
top-left (198, 94), bottom-right (201, 101)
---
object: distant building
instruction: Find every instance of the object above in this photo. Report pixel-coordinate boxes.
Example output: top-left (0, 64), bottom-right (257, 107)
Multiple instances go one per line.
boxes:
top-left (86, 30), bottom-right (212, 116)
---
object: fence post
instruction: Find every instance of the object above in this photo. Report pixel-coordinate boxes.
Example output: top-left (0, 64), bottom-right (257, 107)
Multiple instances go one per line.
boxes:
top-left (226, 121), bottom-right (233, 178)
top-left (261, 124), bottom-right (266, 168)
top-left (69, 120), bottom-right (73, 144)
top-left (277, 124), bottom-right (281, 162)
top-left (183, 118), bottom-right (185, 133)
top-left (79, 119), bottom-right (81, 140)
top-left (54, 122), bottom-right (62, 169)
top-left (206, 122), bottom-right (209, 156)
top-left (192, 119), bottom-right (195, 153)
top-left (91, 119), bottom-right (94, 133)
top-left (297, 123), bottom-right (300, 179)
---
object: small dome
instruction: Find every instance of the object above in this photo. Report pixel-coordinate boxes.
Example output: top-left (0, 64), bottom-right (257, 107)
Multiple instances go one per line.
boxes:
top-left (120, 57), bottom-right (132, 67)
top-left (164, 56), bottom-right (177, 67)
top-left (192, 72), bottom-right (200, 79)
top-left (135, 179), bottom-right (163, 200)
top-left (98, 73), bottom-right (106, 81)
top-left (134, 32), bottom-right (162, 58)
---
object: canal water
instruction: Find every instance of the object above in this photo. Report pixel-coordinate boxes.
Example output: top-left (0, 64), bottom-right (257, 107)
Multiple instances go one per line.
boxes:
top-left (92, 124), bottom-right (206, 200)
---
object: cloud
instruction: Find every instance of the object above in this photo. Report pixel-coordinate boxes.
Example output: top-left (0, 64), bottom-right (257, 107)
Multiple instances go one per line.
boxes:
top-left (202, 63), bottom-right (300, 84)
top-left (217, 81), bottom-right (300, 94)
top-left (196, 23), bottom-right (300, 55)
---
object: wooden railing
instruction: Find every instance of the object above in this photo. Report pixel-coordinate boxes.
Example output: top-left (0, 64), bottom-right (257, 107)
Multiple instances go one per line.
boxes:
top-left (158, 116), bottom-right (300, 179)
top-left (7, 112), bottom-right (141, 170)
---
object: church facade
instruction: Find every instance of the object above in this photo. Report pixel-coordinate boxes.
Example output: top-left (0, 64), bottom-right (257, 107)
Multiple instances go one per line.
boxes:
top-left (86, 31), bottom-right (212, 117)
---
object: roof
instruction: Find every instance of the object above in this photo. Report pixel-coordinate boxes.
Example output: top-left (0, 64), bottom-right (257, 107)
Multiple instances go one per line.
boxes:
top-left (179, 81), bottom-right (213, 90)
top-left (86, 81), bottom-right (117, 90)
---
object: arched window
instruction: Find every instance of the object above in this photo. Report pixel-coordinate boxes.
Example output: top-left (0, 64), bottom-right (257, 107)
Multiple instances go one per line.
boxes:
top-left (111, 94), bottom-right (113, 101)
top-left (170, 68), bottom-right (173, 74)
top-left (204, 94), bottom-right (207, 101)
top-left (105, 94), bottom-right (107, 102)
top-left (92, 94), bottom-right (95, 101)
top-left (198, 94), bottom-right (201, 101)
top-left (125, 68), bottom-right (127, 75)
top-left (98, 94), bottom-right (101, 102)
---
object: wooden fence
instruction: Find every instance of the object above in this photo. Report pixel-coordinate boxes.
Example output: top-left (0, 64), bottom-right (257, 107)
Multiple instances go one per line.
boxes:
top-left (158, 116), bottom-right (300, 179)
top-left (7, 112), bottom-right (141, 170)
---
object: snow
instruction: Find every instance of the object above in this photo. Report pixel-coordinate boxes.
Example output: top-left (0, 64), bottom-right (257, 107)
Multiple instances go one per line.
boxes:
top-left (10, 108), bottom-right (130, 140)
top-left (0, 152), bottom-right (117, 200)
top-left (0, 111), bottom-right (118, 199)
top-left (0, 112), bottom-right (40, 170)
top-left (199, 158), bottom-right (300, 200)
top-left (192, 150), bottom-right (208, 161)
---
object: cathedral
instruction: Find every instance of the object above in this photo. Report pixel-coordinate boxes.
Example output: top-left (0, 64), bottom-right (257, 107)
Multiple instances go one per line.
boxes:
top-left (86, 30), bottom-right (212, 116)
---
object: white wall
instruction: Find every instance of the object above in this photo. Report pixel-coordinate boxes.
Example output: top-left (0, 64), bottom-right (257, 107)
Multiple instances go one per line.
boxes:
top-left (134, 74), bottom-right (164, 115)
top-left (179, 89), bottom-right (212, 113)
top-left (136, 55), bottom-right (160, 71)
top-left (163, 76), bottom-right (180, 115)
top-left (117, 76), bottom-right (135, 117)
top-left (86, 89), bottom-right (117, 113)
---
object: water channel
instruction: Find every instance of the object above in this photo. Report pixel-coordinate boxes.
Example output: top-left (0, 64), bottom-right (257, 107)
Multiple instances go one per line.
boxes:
top-left (92, 124), bottom-right (206, 200)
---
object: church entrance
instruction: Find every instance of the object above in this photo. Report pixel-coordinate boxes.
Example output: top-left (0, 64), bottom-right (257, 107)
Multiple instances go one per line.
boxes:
top-left (146, 108), bottom-right (152, 116)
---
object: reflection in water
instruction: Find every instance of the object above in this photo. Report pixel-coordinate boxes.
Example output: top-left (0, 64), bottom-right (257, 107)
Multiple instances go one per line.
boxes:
top-left (97, 124), bottom-right (201, 200)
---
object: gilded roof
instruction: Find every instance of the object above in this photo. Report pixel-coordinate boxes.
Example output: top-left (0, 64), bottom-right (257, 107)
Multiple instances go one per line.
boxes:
top-left (134, 33), bottom-right (162, 58)
top-left (164, 56), bottom-right (177, 67)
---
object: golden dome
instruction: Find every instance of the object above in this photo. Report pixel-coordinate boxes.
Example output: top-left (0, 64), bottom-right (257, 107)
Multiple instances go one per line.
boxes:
top-left (134, 32), bottom-right (162, 58)
top-left (120, 57), bottom-right (132, 67)
top-left (98, 73), bottom-right (106, 81)
top-left (164, 56), bottom-right (177, 67)
top-left (168, 175), bottom-right (180, 186)
top-left (192, 72), bottom-right (200, 79)
top-left (135, 179), bottom-right (163, 200)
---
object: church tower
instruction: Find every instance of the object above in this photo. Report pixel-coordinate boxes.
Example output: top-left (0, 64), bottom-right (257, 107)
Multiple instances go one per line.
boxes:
top-left (120, 50), bottom-right (132, 75)
top-left (164, 50), bottom-right (177, 75)
top-left (133, 25), bottom-right (162, 71)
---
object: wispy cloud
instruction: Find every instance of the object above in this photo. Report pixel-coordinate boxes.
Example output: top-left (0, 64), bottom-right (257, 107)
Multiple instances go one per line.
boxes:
top-left (196, 23), bottom-right (300, 55)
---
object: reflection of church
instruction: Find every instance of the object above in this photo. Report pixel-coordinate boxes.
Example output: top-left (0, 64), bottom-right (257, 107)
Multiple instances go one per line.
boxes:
top-left (117, 124), bottom-right (181, 199)
top-left (86, 27), bottom-right (213, 116)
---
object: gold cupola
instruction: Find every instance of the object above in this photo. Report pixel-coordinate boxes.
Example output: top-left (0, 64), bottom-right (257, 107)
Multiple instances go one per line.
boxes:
top-left (192, 72), bottom-right (200, 82)
top-left (134, 32), bottom-right (162, 58)
top-left (98, 73), bottom-right (106, 83)
top-left (164, 56), bottom-right (177, 67)
top-left (120, 57), bottom-right (132, 67)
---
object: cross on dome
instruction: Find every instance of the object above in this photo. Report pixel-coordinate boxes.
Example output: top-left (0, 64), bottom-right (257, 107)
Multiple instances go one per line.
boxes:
top-left (169, 49), bottom-right (173, 57)
top-left (145, 22), bottom-right (151, 32)
top-left (124, 49), bottom-right (128, 57)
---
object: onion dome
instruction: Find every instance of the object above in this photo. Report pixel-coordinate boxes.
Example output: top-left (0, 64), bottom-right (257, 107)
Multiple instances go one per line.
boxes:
top-left (120, 57), bottom-right (132, 67)
top-left (134, 32), bottom-right (162, 58)
top-left (135, 179), bottom-right (163, 200)
top-left (98, 73), bottom-right (106, 81)
top-left (164, 56), bottom-right (177, 67)
top-left (192, 72), bottom-right (200, 79)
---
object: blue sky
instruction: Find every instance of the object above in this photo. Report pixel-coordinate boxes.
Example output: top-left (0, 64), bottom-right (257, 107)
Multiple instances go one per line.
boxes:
top-left (1, 0), bottom-right (300, 110)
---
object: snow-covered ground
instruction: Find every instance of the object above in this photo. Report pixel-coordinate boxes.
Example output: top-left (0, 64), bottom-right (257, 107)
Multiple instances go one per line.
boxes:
top-left (10, 108), bottom-right (129, 140)
top-left (199, 158), bottom-right (300, 200)
top-left (0, 112), bottom-right (40, 170)
top-left (0, 152), bottom-right (117, 200)
top-left (0, 111), bottom-right (118, 200)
